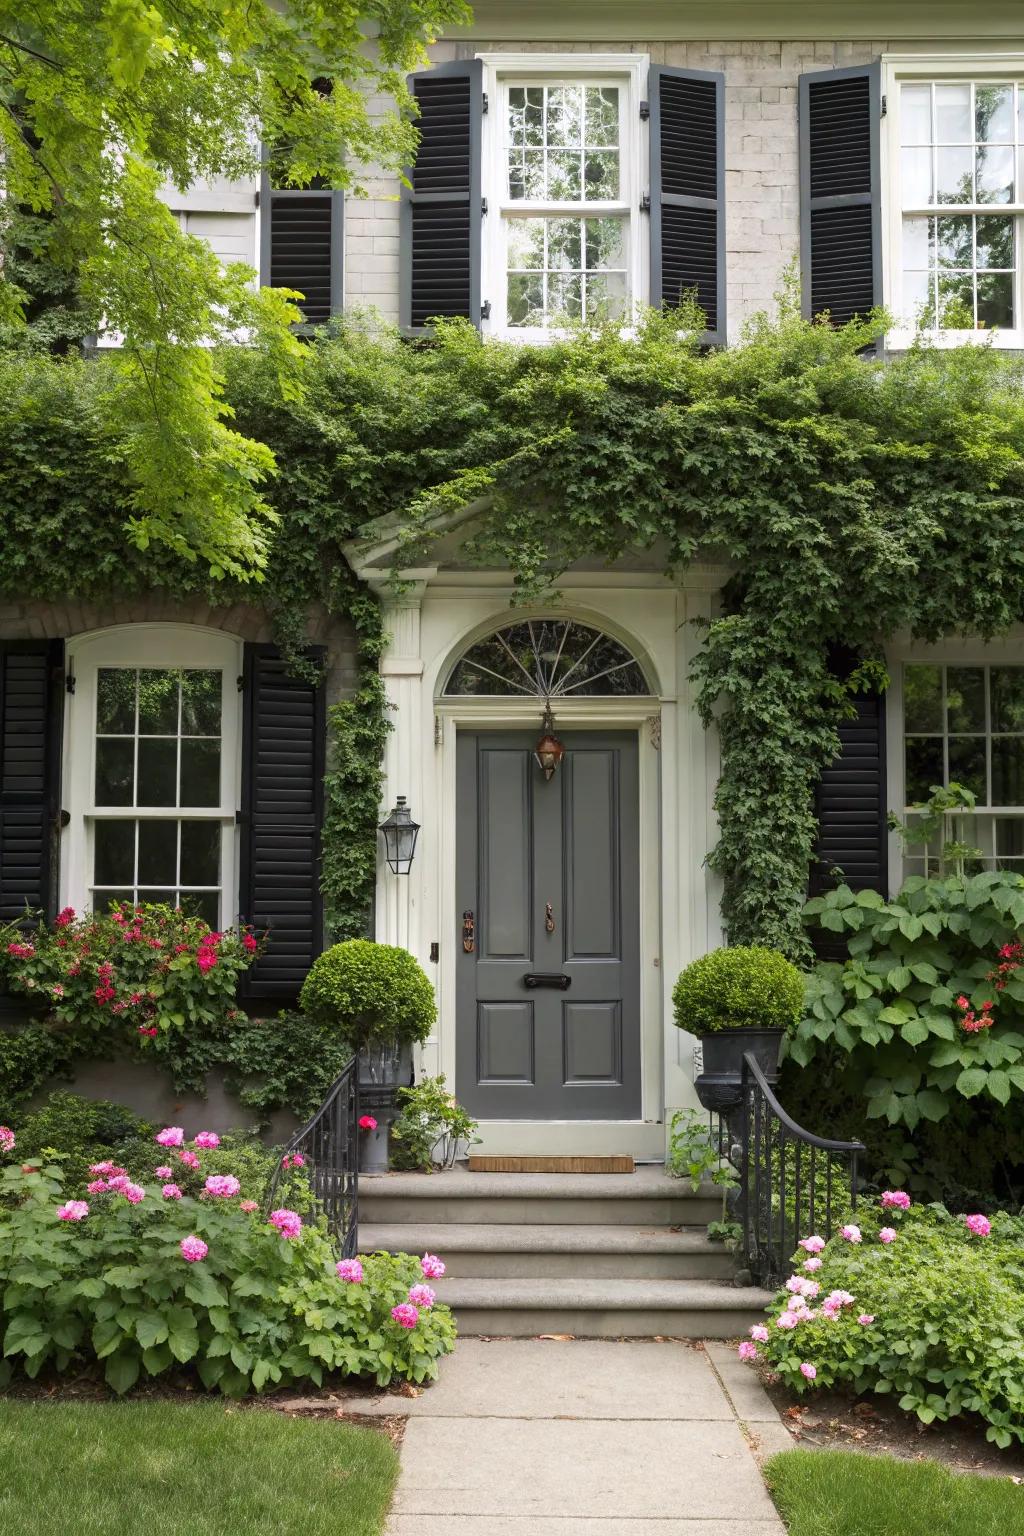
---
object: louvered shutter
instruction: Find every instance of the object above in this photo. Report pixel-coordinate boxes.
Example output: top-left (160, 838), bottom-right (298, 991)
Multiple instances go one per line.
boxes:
top-left (401, 59), bottom-right (483, 333)
top-left (239, 645), bottom-right (326, 998)
top-left (799, 63), bottom-right (882, 327)
top-left (810, 685), bottom-right (888, 898)
top-left (649, 66), bottom-right (726, 345)
top-left (0, 640), bottom-right (63, 925)
top-left (261, 188), bottom-right (343, 325)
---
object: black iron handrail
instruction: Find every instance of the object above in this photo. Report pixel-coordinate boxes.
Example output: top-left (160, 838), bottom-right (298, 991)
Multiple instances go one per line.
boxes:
top-left (265, 1055), bottom-right (359, 1259)
top-left (739, 1051), bottom-right (865, 1289)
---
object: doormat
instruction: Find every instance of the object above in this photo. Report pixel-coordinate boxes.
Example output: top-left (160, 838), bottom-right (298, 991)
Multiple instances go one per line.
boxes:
top-left (468, 1155), bottom-right (636, 1174)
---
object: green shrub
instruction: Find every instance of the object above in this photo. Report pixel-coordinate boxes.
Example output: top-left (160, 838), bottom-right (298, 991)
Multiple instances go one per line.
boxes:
top-left (798, 873), bottom-right (1024, 1133)
top-left (672, 946), bottom-right (804, 1034)
top-left (744, 1194), bottom-right (1024, 1447)
top-left (300, 940), bottom-right (436, 1053)
top-left (0, 1155), bottom-right (456, 1396)
top-left (12, 1093), bottom-right (152, 1192)
top-left (0, 1025), bottom-right (76, 1117)
top-left (389, 1075), bottom-right (480, 1172)
top-left (219, 1009), bottom-right (357, 1122)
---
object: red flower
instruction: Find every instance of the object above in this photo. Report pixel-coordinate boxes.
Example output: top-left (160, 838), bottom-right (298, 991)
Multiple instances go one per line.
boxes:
top-left (94, 985), bottom-right (116, 1004)
top-left (243, 933), bottom-right (258, 952)
top-left (55, 907), bottom-right (76, 928)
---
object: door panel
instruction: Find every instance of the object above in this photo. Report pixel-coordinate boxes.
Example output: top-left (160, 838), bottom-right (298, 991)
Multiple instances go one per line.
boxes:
top-left (456, 730), bottom-right (641, 1121)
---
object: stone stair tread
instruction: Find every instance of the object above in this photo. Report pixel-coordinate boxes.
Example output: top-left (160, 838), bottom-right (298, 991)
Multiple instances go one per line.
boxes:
top-left (435, 1277), bottom-right (772, 1311)
top-left (360, 1222), bottom-right (724, 1255)
top-left (361, 1168), bottom-right (716, 1200)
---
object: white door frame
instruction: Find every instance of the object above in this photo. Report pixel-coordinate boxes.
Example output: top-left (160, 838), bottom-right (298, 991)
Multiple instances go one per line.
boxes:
top-left (361, 567), bottom-right (728, 1157)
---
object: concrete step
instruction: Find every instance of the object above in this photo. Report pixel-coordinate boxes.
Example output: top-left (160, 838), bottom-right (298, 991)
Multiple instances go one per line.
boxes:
top-left (361, 1222), bottom-right (736, 1280)
top-left (432, 1277), bottom-right (773, 1339)
top-left (360, 1167), bottom-right (723, 1227)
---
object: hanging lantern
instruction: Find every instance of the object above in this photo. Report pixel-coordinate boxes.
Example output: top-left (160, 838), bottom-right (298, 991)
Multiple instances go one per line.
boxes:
top-left (533, 704), bottom-right (565, 782)
top-left (378, 796), bottom-right (420, 874)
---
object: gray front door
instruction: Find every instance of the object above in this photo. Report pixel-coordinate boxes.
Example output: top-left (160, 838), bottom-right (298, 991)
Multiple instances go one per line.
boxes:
top-left (456, 730), bottom-right (641, 1120)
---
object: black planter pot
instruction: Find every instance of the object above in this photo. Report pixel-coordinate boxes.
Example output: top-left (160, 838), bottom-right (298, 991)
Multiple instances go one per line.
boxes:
top-left (693, 1027), bottom-right (784, 1114)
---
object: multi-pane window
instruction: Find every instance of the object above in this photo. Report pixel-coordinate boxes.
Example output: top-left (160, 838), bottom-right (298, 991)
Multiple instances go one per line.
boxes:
top-left (502, 82), bottom-right (630, 329)
top-left (902, 663), bottom-right (1024, 875)
top-left (900, 81), bottom-right (1023, 332)
top-left (91, 668), bottom-right (226, 925)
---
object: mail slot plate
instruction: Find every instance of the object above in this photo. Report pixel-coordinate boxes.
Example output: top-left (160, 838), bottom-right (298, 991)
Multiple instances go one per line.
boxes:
top-left (523, 973), bottom-right (572, 991)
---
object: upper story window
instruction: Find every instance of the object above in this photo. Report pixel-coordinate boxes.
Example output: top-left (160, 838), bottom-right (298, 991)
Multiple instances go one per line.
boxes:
top-left (890, 68), bottom-right (1024, 342)
top-left (500, 81), bottom-right (630, 329)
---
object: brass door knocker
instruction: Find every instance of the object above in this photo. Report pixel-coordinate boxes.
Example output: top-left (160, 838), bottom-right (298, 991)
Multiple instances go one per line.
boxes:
top-left (462, 911), bottom-right (475, 953)
top-left (545, 902), bottom-right (556, 934)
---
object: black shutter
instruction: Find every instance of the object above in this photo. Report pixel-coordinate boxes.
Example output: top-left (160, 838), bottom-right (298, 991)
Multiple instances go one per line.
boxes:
top-left (239, 645), bottom-right (326, 998)
top-left (799, 63), bottom-right (882, 326)
top-left (649, 66), bottom-right (726, 345)
top-left (0, 640), bottom-right (63, 925)
top-left (262, 188), bottom-right (344, 325)
top-left (811, 687), bottom-right (888, 898)
top-left (401, 59), bottom-right (483, 333)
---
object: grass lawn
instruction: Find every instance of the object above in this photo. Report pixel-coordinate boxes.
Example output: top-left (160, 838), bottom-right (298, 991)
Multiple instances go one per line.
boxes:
top-left (765, 1449), bottom-right (1024, 1536)
top-left (0, 1398), bottom-right (399, 1536)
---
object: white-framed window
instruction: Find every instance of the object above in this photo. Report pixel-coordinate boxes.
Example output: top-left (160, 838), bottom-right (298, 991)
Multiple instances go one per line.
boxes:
top-left (62, 627), bottom-right (242, 928)
top-left (892, 653), bottom-right (1024, 876)
top-left (884, 55), bottom-right (1024, 347)
top-left (479, 53), bottom-right (648, 338)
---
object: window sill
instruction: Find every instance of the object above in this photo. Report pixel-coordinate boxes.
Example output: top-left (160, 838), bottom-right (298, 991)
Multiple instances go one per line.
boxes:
top-left (886, 326), bottom-right (1024, 351)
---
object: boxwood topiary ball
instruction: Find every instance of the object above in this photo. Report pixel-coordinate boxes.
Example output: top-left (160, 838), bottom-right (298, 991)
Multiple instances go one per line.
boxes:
top-left (299, 939), bottom-right (437, 1052)
top-left (672, 945), bottom-right (804, 1034)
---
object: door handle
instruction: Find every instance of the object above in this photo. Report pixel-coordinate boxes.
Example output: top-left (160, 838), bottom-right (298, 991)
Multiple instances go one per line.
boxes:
top-left (462, 911), bottom-right (475, 953)
top-left (523, 973), bottom-right (572, 991)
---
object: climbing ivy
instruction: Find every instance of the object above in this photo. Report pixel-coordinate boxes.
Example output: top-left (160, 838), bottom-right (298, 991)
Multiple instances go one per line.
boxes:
top-left (5, 294), bottom-right (1024, 958)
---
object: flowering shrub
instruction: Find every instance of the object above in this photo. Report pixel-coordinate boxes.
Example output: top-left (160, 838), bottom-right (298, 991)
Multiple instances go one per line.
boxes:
top-left (5, 903), bottom-right (259, 1048)
top-left (741, 1194), bottom-right (1024, 1447)
top-left (0, 1150), bottom-right (455, 1396)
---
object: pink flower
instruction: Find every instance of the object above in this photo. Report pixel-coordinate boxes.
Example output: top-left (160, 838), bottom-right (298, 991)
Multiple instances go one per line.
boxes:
top-left (336, 1259), bottom-right (364, 1283)
top-left (193, 1132), bottom-right (220, 1149)
top-left (420, 1253), bottom-right (446, 1279)
top-left (857, 1314), bottom-right (875, 1326)
top-left (155, 1126), bottom-right (185, 1147)
top-left (6, 941), bottom-right (35, 959)
top-left (121, 1182), bottom-right (145, 1204)
top-left (137, 1025), bottom-right (158, 1037)
top-left (878, 1227), bottom-right (897, 1244)
top-left (268, 1208), bottom-right (302, 1239)
top-left (820, 1301), bottom-right (841, 1320)
top-left (177, 1150), bottom-right (200, 1170)
top-left (154, 1166), bottom-right (173, 1179)
top-left (965, 1213), bottom-right (992, 1237)
top-left (0, 1126), bottom-right (15, 1154)
top-left (785, 1275), bottom-right (805, 1293)
top-left (408, 1283), bottom-right (436, 1309)
top-left (786, 1275), bottom-right (819, 1299)
top-left (57, 1200), bottom-right (89, 1221)
top-left (89, 1160), bottom-right (115, 1175)
top-left (391, 1303), bottom-right (420, 1330)
top-left (776, 1312), bottom-right (799, 1330)
top-left (798, 1235), bottom-right (825, 1254)
top-left (825, 1290), bottom-right (855, 1309)
top-left (196, 950), bottom-right (218, 973)
top-left (358, 1115), bottom-right (378, 1131)
top-left (281, 1152), bottom-right (306, 1169)
top-left (881, 1191), bottom-right (911, 1211)
top-left (204, 1174), bottom-right (240, 1198)
top-left (840, 1224), bottom-right (862, 1243)
top-left (180, 1235), bottom-right (208, 1263)
top-left (86, 1179), bottom-right (108, 1195)
top-left (749, 1325), bottom-right (770, 1343)
top-left (803, 1256), bottom-right (823, 1272)
top-left (50, 983), bottom-right (65, 999)
top-left (737, 1340), bottom-right (759, 1361)
top-left (243, 933), bottom-right (258, 952)
top-left (55, 907), bottom-right (76, 927)
top-left (240, 1200), bottom-right (259, 1213)
top-left (800, 1363), bottom-right (817, 1381)
top-left (107, 1174), bottom-right (130, 1192)
top-left (162, 1183), bottom-right (183, 1200)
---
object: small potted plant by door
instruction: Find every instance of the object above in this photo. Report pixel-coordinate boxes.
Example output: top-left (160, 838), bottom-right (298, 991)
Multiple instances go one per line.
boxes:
top-left (300, 939), bottom-right (437, 1173)
top-left (672, 945), bottom-right (804, 1114)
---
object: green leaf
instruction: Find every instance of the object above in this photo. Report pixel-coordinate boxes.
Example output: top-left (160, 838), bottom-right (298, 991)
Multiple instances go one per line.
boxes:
top-left (901, 1020), bottom-right (930, 1047)
top-left (986, 1069), bottom-right (1012, 1105)
top-left (105, 1350), bottom-right (141, 1396)
top-left (135, 1313), bottom-right (169, 1351)
top-left (956, 1068), bottom-right (988, 1099)
top-left (915, 1089), bottom-right (949, 1123)
top-left (887, 966), bottom-right (912, 991)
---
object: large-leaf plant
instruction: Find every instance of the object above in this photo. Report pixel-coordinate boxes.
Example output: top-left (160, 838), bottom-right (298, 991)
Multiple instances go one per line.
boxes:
top-left (797, 873), bottom-right (1024, 1131)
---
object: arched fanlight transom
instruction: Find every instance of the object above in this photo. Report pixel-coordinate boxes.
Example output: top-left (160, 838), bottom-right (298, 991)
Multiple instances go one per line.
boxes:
top-left (444, 620), bottom-right (650, 698)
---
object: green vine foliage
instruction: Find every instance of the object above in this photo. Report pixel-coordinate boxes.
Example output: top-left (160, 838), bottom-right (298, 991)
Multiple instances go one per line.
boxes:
top-left (6, 295), bottom-right (1024, 957)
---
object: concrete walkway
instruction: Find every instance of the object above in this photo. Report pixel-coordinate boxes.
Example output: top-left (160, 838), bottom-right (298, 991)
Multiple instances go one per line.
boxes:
top-left (378, 1337), bottom-right (792, 1534)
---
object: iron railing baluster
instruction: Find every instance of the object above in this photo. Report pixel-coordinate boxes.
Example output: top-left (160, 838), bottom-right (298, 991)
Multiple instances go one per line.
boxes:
top-left (265, 1055), bottom-right (359, 1257)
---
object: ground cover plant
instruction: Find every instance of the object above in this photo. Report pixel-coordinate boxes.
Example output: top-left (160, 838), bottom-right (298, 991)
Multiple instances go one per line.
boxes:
top-left (0, 1125), bottom-right (455, 1396)
top-left (739, 1192), bottom-right (1024, 1447)
top-left (764, 1449), bottom-right (1024, 1536)
top-left (0, 1398), bottom-right (399, 1536)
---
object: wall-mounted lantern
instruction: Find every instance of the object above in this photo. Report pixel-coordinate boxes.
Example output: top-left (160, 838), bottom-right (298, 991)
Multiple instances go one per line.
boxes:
top-left (379, 796), bottom-right (420, 874)
top-left (533, 704), bottom-right (565, 782)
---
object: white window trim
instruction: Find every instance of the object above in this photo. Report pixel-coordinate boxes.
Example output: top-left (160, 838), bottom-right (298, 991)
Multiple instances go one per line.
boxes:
top-left (61, 625), bottom-right (244, 927)
top-left (885, 632), bottom-right (1024, 884)
top-left (477, 52), bottom-right (649, 340)
top-left (882, 53), bottom-right (1024, 351)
